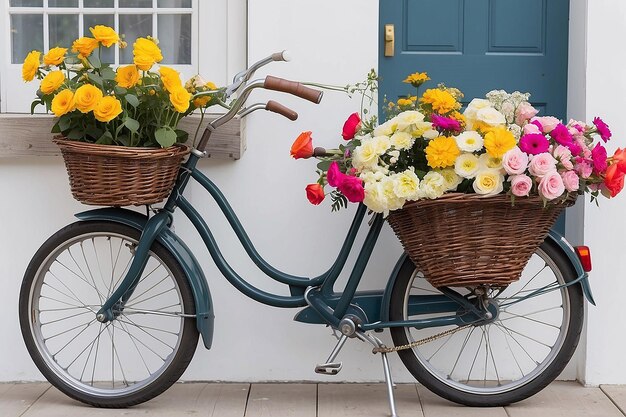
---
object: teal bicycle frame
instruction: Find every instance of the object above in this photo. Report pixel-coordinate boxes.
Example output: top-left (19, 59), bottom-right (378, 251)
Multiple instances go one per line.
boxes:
top-left (76, 148), bottom-right (596, 350)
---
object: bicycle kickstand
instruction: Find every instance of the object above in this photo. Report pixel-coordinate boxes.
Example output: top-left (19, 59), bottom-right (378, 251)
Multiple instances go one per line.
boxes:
top-left (356, 331), bottom-right (400, 417)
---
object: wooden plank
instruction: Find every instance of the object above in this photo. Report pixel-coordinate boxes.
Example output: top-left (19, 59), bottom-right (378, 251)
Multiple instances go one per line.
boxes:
top-left (601, 385), bottom-right (626, 415)
top-left (22, 383), bottom-right (249, 417)
top-left (317, 383), bottom-right (423, 417)
top-left (246, 383), bottom-right (316, 417)
top-left (0, 383), bottom-right (50, 417)
top-left (416, 384), bottom-right (508, 417)
top-left (0, 114), bottom-right (243, 159)
top-left (503, 381), bottom-right (624, 417)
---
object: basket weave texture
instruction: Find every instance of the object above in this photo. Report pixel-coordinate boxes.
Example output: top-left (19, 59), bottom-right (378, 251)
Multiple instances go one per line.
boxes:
top-left (386, 193), bottom-right (576, 288)
top-left (54, 138), bottom-right (190, 206)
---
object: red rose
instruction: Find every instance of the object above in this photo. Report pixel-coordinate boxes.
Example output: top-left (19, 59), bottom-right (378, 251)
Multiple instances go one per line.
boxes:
top-left (342, 112), bottom-right (361, 140)
top-left (290, 131), bottom-right (314, 159)
top-left (604, 163), bottom-right (625, 197)
top-left (305, 183), bottom-right (325, 205)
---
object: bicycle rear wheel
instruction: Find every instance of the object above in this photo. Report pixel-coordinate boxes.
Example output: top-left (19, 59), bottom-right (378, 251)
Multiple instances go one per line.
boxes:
top-left (19, 221), bottom-right (199, 407)
top-left (388, 239), bottom-right (584, 406)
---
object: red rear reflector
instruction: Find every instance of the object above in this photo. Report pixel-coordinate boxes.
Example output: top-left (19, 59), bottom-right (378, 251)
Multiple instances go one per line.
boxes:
top-left (575, 246), bottom-right (592, 272)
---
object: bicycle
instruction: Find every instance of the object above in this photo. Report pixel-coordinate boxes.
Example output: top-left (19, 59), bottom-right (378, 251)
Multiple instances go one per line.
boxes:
top-left (18, 51), bottom-right (595, 417)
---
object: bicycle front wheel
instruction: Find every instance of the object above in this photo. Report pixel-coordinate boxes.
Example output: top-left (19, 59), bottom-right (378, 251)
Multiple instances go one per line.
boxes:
top-left (388, 239), bottom-right (584, 406)
top-left (19, 221), bottom-right (199, 407)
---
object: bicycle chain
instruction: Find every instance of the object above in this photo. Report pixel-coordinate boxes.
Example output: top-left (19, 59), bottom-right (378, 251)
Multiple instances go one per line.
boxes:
top-left (372, 324), bottom-right (473, 354)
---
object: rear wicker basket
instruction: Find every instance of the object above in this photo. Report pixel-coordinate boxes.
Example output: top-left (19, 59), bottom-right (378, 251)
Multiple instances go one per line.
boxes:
top-left (54, 138), bottom-right (190, 206)
top-left (386, 193), bottom-right (576, 288)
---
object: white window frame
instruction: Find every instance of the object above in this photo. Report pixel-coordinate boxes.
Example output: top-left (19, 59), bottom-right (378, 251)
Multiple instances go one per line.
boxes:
top-left (0, 0), bottom-right (247, 113)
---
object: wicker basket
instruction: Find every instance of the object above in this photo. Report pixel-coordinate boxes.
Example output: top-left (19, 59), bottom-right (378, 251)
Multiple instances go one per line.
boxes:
top-left (386, 193), bottom-right (576, 288)
top-left (54, 138), bottom-right (190, 206)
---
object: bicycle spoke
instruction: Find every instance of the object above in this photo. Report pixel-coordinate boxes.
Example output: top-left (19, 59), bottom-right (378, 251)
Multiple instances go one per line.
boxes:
top-left (119, 316), bottom-right (176, 351)
top-left (116, 317), bottom-right (179, 336)
top-left (466, 328), bottom-right (485, 383)
top-left (493, 322), bottom-right (539, 365)
top-left (493, 323), bottom-right (527, 378)
top-left (127, 272), bottom-right (171, 306)
top-left (495, 323), bottom-right (553, 349)
top-left (125, 287), bottom-right (177, 308)
top-left (106, 323), bottom-right (129, 388)
top-left (448, 326), bottom-right (476, 378)
top-left (499, 311), bottom-right (561, 330)
top-left (486, 326), bottom-right (501, 386)
top-left (117, 320), bottom-right (152, 376)
top-left (44, 319), bottom-right (95, 342)
top-left (40, 309), bottom-right (93, 326)
top-left (113, 319), bottom-right (169, 362)
top-left (55, 257), bottom-right (106, 303)
top-left (79, 322), bottom-right (103, 382)
top-left (500, 263), bottom-right (548, 301)
top-left (52, 319), bottom-right (98, 359)
top-left (64, 322), bottom-right (110, 371)
top-left (427, 329), bottom-right (457, 361)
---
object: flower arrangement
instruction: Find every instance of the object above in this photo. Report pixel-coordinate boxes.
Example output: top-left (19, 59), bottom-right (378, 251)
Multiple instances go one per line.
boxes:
top-left (23, 25), bottom-right (224, 148)
top-left (292, 71), bottom-right (625, 214)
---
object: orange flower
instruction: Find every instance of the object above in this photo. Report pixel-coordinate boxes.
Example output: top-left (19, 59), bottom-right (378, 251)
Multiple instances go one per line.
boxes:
top-left (72, 37), bottom-right (99, 58)
top-left (290, 131), bottom-right (314, 159)
top-left (604, 162), bottom-right (625, 197)
top-left (305, 184), bottom-right (325, 205)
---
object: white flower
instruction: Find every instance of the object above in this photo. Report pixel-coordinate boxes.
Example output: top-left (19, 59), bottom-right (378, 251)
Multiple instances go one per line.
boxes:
top-left (395, 110), bottom-right (425, 131)
top-left (463, 98), bottom-right (492, 129)
top-left (437, 168), bottom-right (463, 191)
top-left (363, 182), bottom-right (387, 214)
top-left (476, 107), bottom-right (506, 126)
top-left (390, 131), bottom-right (414, 150)
top-left (381, 177), bottom-right (405, 211)
top-left (508, 123), bottom-right (522, 140)
top-left (455, 131), bottom-right (484, 152)
top-left (479, 153), bottom-right (503, 171)
top-left (373, 119), bottom-right (397, 137)
top-left (454, 153), bottom-right (480, 179)
top-left (392, 170), bottom-right (420, 200)
top-left (370, 135), bottom-right (391, 155)
top-left (352, 141), bottom-right (380, 170)
top-left (473, 169), bottom-right (504, 196)
top-left (423, 129), bottom-right (439, 140)
top-left (419, 171), bottom-right (447, 199)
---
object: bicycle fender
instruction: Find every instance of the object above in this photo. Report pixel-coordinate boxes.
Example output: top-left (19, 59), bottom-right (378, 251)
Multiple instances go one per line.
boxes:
top-left (380, 232), bottom-right (595, 322)
top-left (75, 207), bottom-right (215, 349)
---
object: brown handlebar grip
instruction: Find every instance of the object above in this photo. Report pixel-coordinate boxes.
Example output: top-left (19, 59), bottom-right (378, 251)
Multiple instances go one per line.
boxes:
top-left (264, 76), bottom-right (323, 104)
top-left (266, 100), bottom-right (298, 121)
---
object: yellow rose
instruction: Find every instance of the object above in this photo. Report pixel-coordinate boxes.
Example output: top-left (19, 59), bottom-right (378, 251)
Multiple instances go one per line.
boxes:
top-left (89, 25), bottom-right (119, 47)
top-left (159, 66), bottom-right (182, 92)
top-left (43, 47), bottom-right (67, 66)
top-left (71, 37), bottom-right (99, 58)
top-left (115, 65), bottom-right (139, 88)
top-left (22, 51), bottom-right (41, 82)
top-left (51, 89), bottom-right (75, 117)
top-left (40, 70), bottom-right (65, 95)
top-left (93, 96), bottom-right (123, 122)
top-left (169, 87), bottom-right (191, 113)
top-left (74, 84), bottom-right (104, 113)
top-left (133, 37), bottom-right (163, 70)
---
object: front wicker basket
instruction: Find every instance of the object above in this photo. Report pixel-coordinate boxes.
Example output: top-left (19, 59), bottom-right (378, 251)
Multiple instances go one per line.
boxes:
top-left (386, 193), bottom-right (576, 288)
top-left (54, 138), bottom-right (190, 206)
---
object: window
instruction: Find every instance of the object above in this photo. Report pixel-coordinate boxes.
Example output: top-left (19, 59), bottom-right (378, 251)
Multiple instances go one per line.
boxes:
top-left (1, 0), bottom-right (246, 112)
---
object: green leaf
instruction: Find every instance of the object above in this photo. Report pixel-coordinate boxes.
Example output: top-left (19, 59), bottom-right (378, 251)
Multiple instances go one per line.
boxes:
top-left (114, 86), bottom-right (128, 95)
top-left (154, 127), bottom-right (177, 148)
top-left (30, 100), bottom-right (42, 115)
top-left (317, 160), bottom-right (332, 171)
top-left (124, 117), bottom-right (140, 133)
top-left (51, 120), bottom-right (61, 133)
top-left (96, 131), bottom-right (113, 145)
top-left (125, 94), bottom-right (139, 108)
top-left (117, 135), bottom-right (130, 146)
top-left (87, 54), bottom-right (101, 69)
top-left (175, 129), bottom-right (189, 143)
top-left (58, 116), bottom-right (72, 132)
top-left (87, 72), bottom-right (103, 87)
top-left (66, 129), bottom-right (84, 140)
top-left (85, 125), bottom-right (103, 140)
top-left (100, 67), bottom-right (116, 80)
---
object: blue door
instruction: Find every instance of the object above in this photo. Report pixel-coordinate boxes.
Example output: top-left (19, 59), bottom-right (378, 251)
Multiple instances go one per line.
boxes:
top-left (379, 0), bottom-right (570, 232)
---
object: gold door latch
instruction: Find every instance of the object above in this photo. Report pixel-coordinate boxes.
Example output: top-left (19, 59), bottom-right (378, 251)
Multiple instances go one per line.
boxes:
top-left (385, 24), bottom-right (395, 57)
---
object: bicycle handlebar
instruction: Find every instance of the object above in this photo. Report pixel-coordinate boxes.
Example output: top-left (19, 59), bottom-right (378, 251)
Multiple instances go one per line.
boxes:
top-left (264, 76), bottom-right (323, 104)
top-left (266, 100), bottom-right (298, 121)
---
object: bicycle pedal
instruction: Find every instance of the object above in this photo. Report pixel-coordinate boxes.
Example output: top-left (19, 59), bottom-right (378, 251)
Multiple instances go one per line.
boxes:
top-left (315, 362), bottom-right (343, 375)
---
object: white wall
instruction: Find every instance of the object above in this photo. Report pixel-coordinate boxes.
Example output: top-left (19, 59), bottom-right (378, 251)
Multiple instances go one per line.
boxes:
top-left (582, 0), bottom-right (626, 386)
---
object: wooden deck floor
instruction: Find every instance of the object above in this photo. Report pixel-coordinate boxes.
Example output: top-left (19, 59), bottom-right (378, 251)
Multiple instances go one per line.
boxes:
top-left (1, 381), bottom-right (626, 417)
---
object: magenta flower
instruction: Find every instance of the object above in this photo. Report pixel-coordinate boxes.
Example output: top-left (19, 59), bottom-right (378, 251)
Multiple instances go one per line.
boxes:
top-left (591, 143), bottom-right (608, 173)
top-left (593, 117), bottom-right (612, 142)
top-left (431, 114), bottom-right (461, 134)
top-left (519, 133), bottom-right (550, 155)
top-left (337, 175), bottom-right (365, 203)
top-left (551, 123), bottom-right (582, 155)
top-left (327, 161), bottom-right (344, 187)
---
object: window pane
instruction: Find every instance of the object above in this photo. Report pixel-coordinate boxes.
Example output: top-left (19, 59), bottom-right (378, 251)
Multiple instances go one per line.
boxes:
top-left (84, 0), bottom-right (114, 7)
top-left (11, 14), bottom-right (43, 64)
top-left (119, 0), bottom-right (152, 7)
top-left (49, 15), bottom-right (79, 48)
top-left (119, 14), bottom-right (153, 64)
top-left (10, 0), bottom-right (43, 6)
top-left (83, 14), bottom-right (115, 63)
top-left (158, 0), bottom-right (191, 7)
top-left (49, 0), bottom-right (78, 6)
top-left (158, 14), bottom-right (191, 64)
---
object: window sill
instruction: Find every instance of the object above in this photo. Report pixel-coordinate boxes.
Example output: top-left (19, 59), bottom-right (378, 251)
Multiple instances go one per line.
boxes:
top-left (0, 114), bottom-right (244, 159)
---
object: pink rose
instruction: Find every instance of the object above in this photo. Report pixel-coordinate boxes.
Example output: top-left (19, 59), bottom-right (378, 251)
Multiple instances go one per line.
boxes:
top-left (523, 122), bottom-right (541, 135)
top-left (515, 103), bottom-right (539, 125)
top-left (337, 175), bottom-right (365, 203)
top-left (502, 146), bottom-right (529, 175)
top-left (561, 171), bottom-right (580, 192)
top-left (342, 112), bottom-right (361, 140)
top-left (575, 159), bottom-right (593, 179)
top-left (327, 161), bottom-right (344, 187)
top-left (539, 171), bottom-right (565, 200)
top-left (532, 116), bottom-right (561, 133)
top-left (553, 145), bottom-right (574, 170)
top-left (528, 153), bottom-right (557, 177)
top-left (510, 174), bottom-right (533, 197)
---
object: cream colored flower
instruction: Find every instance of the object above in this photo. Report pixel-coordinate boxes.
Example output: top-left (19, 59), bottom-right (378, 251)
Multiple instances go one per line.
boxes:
top-left (479, 153), bottom-right (504, 171)
top-left (463, 98), bottom-right (491, 129)
top-left (454, 153), bottom-right (480, 179)
top-left (437, 168), bottom-right (463, 191)
top-left (373, 119), bottom-right (397, 137)
top-left (363, 182), bottom-right (387, 214)
top-left (473, 169), bottom-right (504, 195)
top-left (476, 107), bottom-right (506, 126)
top-left (419, 171), bottom-right (446, 199)
top-left (392, 170), bottom-right (420, 200)
top-left (381, 177), bottom-right (404, 212)
top-left (370, 135), bottom-right (391, 155)
top-left (423, 129), bottom-right (439, 140)
top-left (390, 131), bottom-right (414, 150)
top-left (455, 131), bottom-right (484, 152)
top-left (353, 140), bottom-right (380, 170)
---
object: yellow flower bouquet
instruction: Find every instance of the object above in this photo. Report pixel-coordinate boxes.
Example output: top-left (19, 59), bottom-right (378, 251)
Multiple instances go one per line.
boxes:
top-left (23, 25), bottom-right (223, 148)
